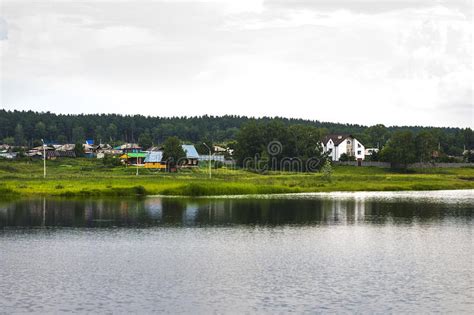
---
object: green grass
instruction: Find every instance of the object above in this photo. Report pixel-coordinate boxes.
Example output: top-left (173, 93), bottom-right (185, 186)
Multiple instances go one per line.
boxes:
top-left (0, 158), bottom-right (473, 197)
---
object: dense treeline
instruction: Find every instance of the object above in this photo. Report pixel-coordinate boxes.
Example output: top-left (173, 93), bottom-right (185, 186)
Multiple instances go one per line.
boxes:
top-left (236, 121), bottom-right (474, 167)
top-left (235, 121), bottom-right (329, 171)
top-left (0, 110), bottom-right (472, 156)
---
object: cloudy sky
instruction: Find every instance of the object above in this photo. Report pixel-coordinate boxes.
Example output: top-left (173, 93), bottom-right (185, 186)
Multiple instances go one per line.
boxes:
top-left (0, 0), bottom-right (472, 127)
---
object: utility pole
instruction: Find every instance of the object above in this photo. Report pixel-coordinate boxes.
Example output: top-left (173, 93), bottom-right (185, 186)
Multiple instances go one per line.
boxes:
top-left (203, 143), bottom-right (212, 179)
top-left (41, 139), bottom-right (46, 178)
top-left (136, 156), bottom-right (139, 176)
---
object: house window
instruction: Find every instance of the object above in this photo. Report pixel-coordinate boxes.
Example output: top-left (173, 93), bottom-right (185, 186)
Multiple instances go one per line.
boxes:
top-left (357, 151), bottom-right (361, 155)
top-left (358, 143), bottom-right (361, 148)
top-left (347, 140), bottom-right (351, 144)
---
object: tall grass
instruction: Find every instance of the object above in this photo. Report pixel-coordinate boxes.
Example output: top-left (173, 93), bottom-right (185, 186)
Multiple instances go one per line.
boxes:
top-left (0, 159), bottom-right (472, 197)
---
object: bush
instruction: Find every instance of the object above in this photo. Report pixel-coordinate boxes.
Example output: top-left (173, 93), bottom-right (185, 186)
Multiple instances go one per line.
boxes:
top-left (321, 160), bottom-right (333, 182)
top-left (213, 161), bottom-right (224, 169)
top-left (133, 185), bottom-right (146, 195)
top-left (339, 153), bottom-right (355, 162)
top-left (74, 142), bottom-right (85, 157)
top-left (464, 151), bottom-right (474, 163)
top-left (102, 155), bottom-right (122, 167)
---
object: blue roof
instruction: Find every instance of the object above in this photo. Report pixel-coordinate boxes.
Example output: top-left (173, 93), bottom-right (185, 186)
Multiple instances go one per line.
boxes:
top-left (144, 151), bottom-right (163, 163)
top-left (86, 139), bottom-right (94, 145)
top-left (182, 145), bottom-right (199, 159)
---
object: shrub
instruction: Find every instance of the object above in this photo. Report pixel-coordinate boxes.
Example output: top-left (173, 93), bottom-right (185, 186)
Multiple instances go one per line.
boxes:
top-left (321, 160), bottom-right (333, 183)
top-left (339, 153), bottom-right (355, 162)
top-left (102, 155), bottom-right (122, 167)
top-left (133, 185), bottom-right (146, 195)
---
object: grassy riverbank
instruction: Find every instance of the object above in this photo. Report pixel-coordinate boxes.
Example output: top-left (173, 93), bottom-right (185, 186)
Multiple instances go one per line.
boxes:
top-left (0, 159), bottom-right (473, 197)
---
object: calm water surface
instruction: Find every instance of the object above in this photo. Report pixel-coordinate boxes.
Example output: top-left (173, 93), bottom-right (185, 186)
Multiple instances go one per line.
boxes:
top-left (1, 190), bottom-right (473, 313)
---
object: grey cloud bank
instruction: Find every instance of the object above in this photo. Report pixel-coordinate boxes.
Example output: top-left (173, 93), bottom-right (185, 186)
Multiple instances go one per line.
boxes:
top-left (0, 0), bottom-right (472, 127)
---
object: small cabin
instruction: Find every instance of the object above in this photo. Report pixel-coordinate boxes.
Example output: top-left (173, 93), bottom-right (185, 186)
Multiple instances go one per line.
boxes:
top-left (181, 145), bottom-right (199, 167)
top-left (144, 151), bottom-right (166, 169)
top-left (116, 143), bottom-right (143, 154)
top-left (120, 152), bottom-right (146, 165)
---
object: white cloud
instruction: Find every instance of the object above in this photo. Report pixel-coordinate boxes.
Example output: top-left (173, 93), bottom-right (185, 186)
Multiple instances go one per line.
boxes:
top-left (95, 26), bottom-right (157, 49)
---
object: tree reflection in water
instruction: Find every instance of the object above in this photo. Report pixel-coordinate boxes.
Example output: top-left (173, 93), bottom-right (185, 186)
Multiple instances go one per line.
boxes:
top-left (0, 192), bottom-right (472, 228)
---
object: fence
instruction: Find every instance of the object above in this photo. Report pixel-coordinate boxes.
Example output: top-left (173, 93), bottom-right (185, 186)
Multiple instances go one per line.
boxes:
top-left (409, 162), bottom-right (472, 168)
top-left (334, 161), bottom-right (391, 168)
top-left (334, 161), bottom-right (472, 168)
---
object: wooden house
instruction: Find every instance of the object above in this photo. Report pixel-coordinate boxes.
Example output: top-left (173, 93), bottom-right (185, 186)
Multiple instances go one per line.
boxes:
top-left (181, 145), bottom-right (199, 167)
top-left (144, 151), bottom-right (166, 169)
top-left (116, 143), bottom-right (142, 154)
top-left (120, 152), bottom-right (146, 165)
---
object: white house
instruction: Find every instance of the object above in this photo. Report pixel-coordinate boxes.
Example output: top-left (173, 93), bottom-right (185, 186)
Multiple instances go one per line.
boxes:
top-left (322, 134), bottom-right (365, 161)
top-left (365, 148), bottom-right (379, 157)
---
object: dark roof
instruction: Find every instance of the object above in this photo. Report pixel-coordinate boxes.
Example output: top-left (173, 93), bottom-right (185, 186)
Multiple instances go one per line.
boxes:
top-left (323, 134), bottom-right (353, 146)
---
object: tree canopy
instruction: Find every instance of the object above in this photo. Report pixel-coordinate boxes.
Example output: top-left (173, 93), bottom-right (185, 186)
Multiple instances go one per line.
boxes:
top-left (380, 131), bottom-right (417, 168)
top-left (235, 121), bottom-right (328, 171)
top-left (162, 136), bottom-right (186, 169)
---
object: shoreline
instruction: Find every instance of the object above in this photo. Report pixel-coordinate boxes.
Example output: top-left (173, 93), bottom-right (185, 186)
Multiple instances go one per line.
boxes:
top-left (2, 182), bottom-right (474, 198)
top-left (1, 160), bottom-right (473, 198)
top-left (148, 189), bottom-right (474, 199)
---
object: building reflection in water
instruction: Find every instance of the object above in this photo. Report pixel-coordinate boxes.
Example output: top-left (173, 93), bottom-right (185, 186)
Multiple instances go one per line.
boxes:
top-left (0, 195), bottom-right (471, 228)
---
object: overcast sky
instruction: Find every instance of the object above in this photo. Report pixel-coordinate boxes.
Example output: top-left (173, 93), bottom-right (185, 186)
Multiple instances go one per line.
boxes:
top-left (0, 0), bottom-right (472, 127)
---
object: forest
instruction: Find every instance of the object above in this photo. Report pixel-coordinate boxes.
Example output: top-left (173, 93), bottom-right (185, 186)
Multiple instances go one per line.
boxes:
top-left (0, 109), bottom-right (472, 156)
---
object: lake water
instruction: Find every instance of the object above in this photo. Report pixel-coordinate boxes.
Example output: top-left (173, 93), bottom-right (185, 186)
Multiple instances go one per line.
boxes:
top-left (1, 190), bottom-right (473, 313)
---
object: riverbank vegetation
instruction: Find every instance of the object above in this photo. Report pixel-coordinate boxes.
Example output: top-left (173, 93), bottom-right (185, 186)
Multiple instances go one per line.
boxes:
top-left (0, 159), bottom-right (472, 197)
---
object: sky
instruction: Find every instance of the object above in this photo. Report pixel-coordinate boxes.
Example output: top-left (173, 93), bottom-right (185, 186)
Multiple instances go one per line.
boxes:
top-left (0, 0), bottom-right (472, 128)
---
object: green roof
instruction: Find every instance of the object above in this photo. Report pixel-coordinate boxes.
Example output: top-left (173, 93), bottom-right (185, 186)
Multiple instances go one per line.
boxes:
top-left (125, 152), bottom-right (146, 158)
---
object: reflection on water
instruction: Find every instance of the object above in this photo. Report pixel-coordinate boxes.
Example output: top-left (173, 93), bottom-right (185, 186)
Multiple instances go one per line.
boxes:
top-left (1, 190), bottom-right (473, 228)
top-left (1, 191), bottom-right (473, 313)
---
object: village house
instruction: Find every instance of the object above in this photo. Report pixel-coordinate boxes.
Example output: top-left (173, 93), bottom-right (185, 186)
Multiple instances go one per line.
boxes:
top-left (322, 134), bottom-right (365, 161)
top-left (0, 151), bottom-right (17, 159)
top-left (116, 143), bottom-right (142, 154)
top-left (181, 144), bottom-right (199, 167)
top-left (55, 144), bottom-right (76, 158)
top-left (143, 144), bottom-right (200, 169)
top-left (95, 144), bottom-right (122, 158)
top-left (27, 145), bottom-right (57, 159)
top-left (213, 145), bottom-right (234, 157)
top-left (0, 144), bottom-right (11, 151)
top-left (120, 152), bottom-right (146, 165)
top-left (144, 151), bottom-right (166, 169)
top-left (0, 145), bottom-right (17, 159)
top-left (83, 140), bottom-right (96, 157)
